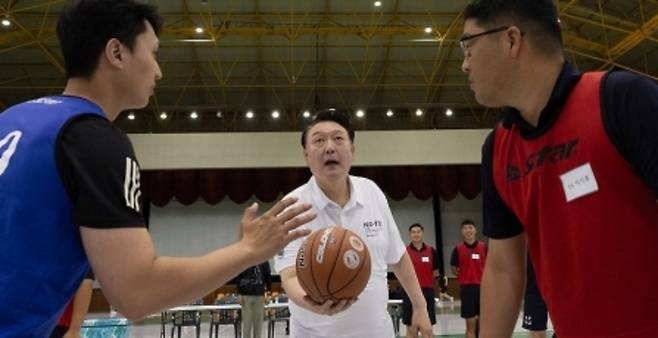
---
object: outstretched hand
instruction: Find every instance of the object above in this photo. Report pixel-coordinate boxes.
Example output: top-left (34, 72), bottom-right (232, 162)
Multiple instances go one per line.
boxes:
top-left (239, 197), bottom-right (316, 262)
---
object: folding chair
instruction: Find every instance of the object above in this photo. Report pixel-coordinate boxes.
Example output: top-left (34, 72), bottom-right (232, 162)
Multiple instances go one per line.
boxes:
top-left (267, 294), bottom-right (290, 338)
top-left (209, 294), bottom-right (241, 338)
top-left (171, 300), bottom-right (203, 338)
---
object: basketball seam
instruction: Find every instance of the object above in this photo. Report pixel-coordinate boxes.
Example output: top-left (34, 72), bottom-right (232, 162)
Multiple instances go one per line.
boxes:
top-left (308, 231), bottom-right (324, 300)
top-left (330, 246), bottom-right (370, 296)
top-left (325, 229), bottom-right (347, 300)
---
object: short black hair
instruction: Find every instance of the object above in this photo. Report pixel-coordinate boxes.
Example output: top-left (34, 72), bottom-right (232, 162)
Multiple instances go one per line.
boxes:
top-left (460, 219), bottom-right (476, 228)
top-left (463, 0), bottom-right (562, 55)
top-left (301, 109), bottom-right (355, 148)
top-left (409, 223), bottom-right (424, 232)
top-left (57, 0), bottom-right (163, 79)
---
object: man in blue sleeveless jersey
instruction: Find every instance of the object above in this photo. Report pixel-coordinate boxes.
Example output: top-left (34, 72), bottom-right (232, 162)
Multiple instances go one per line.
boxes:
top-left (0, 1), bottom-right (314, 336)
top-left (460, 1), bottom-right (658, 337)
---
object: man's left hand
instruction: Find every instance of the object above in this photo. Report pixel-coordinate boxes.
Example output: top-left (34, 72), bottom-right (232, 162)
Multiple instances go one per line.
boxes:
top-left (408, 307), bottom-right (433, 338)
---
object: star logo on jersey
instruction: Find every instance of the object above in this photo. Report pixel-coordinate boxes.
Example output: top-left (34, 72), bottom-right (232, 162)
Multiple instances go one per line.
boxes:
top-left (506, 138), bottom-right (579, 182)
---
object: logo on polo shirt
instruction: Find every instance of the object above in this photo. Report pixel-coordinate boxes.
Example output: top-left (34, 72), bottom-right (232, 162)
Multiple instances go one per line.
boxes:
top-left (363, 220), bottom-right (383, 237)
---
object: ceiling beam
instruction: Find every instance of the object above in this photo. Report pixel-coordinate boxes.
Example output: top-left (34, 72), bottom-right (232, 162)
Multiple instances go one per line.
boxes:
top-left (607, 12), bottom-right (658, 61)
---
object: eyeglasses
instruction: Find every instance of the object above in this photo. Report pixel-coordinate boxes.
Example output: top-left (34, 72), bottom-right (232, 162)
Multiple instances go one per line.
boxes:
top-left (459, 26), bottom-right (511, 57)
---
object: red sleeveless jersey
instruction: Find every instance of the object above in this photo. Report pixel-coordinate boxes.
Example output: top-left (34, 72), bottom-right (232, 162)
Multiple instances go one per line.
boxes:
top-left (407, 243), bottom-right (435, 288)
top-left (456, 241), bottom-right (486, 285)
top-left (57, 300), bottom-right (74, 327)
top-left (493, 72), bottom-right (658, 337)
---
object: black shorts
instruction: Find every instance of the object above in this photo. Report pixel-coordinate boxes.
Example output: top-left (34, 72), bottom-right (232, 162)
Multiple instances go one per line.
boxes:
top-left (459, 284), bottom-right (480, 319)
top-left (401, 287), bottom-right (436, 325)
top-left (523, 291), bottom-right (548, 331)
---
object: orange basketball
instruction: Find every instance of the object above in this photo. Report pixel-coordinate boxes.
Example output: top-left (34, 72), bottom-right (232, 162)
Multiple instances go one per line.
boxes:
top-left (295, 226), bottom-right (371, 303)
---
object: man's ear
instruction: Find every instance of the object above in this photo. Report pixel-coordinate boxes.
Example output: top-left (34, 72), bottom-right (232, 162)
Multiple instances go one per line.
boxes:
top-left (105, 38), bottom-right (124, 69)
top-left (506, 26), bottom-right (523, 58)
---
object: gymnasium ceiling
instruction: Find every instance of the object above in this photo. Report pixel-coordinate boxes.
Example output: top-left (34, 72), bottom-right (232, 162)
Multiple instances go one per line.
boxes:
top-left (0, 0), bottom-right (657, 133)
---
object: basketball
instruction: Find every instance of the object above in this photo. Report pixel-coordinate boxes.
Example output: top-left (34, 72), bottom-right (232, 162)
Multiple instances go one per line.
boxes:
top-left (295, 226), bottom-right (371, 303)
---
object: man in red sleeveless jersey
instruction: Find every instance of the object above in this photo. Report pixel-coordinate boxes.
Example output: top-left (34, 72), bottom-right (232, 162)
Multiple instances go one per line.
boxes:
top-left (461, 1), bottom-right (658, 337)
top-left (402, 223), bottom-right (440, 337)
top-left (451, 220), bottom-right (487, 338)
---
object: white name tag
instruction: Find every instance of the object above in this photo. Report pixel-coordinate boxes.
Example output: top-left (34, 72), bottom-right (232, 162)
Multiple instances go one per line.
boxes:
top-left (421, 256), bottom-right (430, 263)
top-left (471, 253), bottom-right (480, 260)
top-left (560, 163), bottom-right (599, 202)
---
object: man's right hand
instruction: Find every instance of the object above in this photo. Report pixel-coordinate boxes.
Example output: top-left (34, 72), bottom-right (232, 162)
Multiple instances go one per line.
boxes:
top-left (239, 197), bottom-right (315, 262)
top-left (280, 267), bottom-right (356, 316)
top-left (299, 296), bottom-right (357, 316)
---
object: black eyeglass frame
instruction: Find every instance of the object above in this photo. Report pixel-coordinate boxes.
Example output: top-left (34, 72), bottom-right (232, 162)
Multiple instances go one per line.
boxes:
top-left (459, 26), bottom-right (526, 56)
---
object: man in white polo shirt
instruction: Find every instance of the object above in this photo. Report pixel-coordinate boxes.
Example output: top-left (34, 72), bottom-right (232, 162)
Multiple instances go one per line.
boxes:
top-left (275, 109), bottom-right (433, 338)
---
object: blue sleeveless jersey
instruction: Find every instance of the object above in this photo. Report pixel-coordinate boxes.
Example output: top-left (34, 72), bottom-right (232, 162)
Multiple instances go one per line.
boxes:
top-left (0, 96), bottom-right (106, 337)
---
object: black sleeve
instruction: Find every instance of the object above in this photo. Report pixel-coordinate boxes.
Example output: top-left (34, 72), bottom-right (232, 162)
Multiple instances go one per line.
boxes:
top-left (56, 115), bottom-right (145, 228)
top-left (450, 247), bottom-right (459, 267)
top-left (263, 262), bottom-right (272, 291)
top-left (602, 71), bottom-right (658, 198)
top-left (481, 131), bottom-right (525, 239)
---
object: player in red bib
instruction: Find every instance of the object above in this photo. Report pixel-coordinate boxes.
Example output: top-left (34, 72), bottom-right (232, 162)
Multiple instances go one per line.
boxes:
top-left (451, 220), bottom-right (487, 338)
top-left (461, 1), bottom-right (658, 337)
top-left (402, 223), bottom-right (440, 337)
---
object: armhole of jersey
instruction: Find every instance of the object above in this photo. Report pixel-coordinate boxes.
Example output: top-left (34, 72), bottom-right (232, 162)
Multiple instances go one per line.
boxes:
top-left (599, 71), bottom-right (631, 166)
top-left (485, 128), bottom-right (505, 210)
top-left (488, 128), bottom-right (520, 221)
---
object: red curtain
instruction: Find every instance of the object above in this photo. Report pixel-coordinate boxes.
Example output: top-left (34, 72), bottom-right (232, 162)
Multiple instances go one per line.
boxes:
top-left (140, 165), bottom-right (481, 206)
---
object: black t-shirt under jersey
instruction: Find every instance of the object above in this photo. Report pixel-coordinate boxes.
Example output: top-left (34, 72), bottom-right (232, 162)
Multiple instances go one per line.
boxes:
top-left (56, 115), bottom-right (145, 229)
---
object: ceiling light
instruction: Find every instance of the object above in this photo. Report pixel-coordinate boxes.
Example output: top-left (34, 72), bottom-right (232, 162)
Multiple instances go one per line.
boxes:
top-left (272, 110), bottom-right (280, 119)
top-left (178, 38), bottom-right (214, 43)
top-left (415, 109), bottom-right (424, 116)
top-left (356, 109), bottom-right (365, 118)
top-left (1, 18), bottom-right (10, 27)
top-left (190, 111), bottom-right (198, 119)
top-left (195, 27), bottom-right (204, 34)
top-left (159, 112), bottom-right (168, 120)
top-left (445, 109), bottom-right (454, 117)
top-left (302, 110), bottom-right (311, 118)
top-left (374, 1), bottom-right (382, 7)
top-left (424, 27), bottom-right (432, 34)
top-left (246, 111), bottom-right (254, 119)
top-left (386, 109), bottom-right (394, 117)
top-left (127, 113), bottom-right (135, 120)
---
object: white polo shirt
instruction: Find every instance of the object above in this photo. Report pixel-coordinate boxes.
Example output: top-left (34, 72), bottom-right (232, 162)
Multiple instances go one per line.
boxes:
top-left (274, 175), bottom-right (406, 338)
